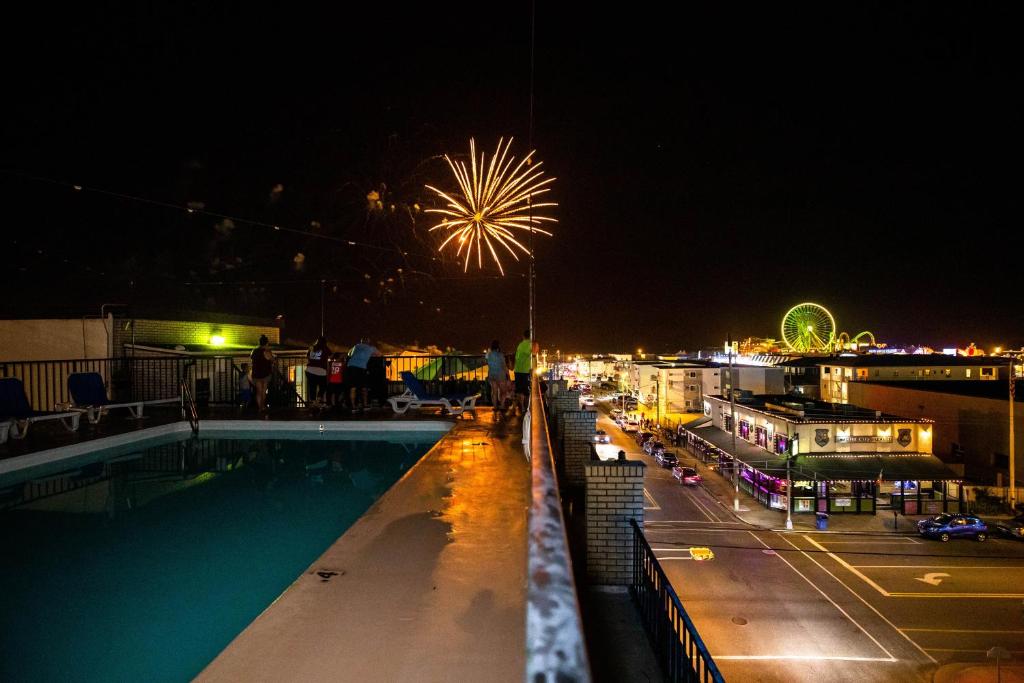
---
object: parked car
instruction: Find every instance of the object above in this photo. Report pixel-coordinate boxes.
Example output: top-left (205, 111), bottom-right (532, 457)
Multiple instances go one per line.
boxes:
top-left (593, 429), bottom-right (611, 444)
top-left (644, 440), bottom-right (665, 456)
top-left (992, 514), bottom-right (1024, 540)
top-left (636, 431), bottom-right (654, 447)
top-left (623, 420), bottom-right (639, 433)
top-left (655, 451), bottom-right (678, 468)
top-left (672, 466), bottom-right (702, 485)
top-left (581, 396), bottom-right (596, 407)
top-left (917, 513), bottom-right (989, 542)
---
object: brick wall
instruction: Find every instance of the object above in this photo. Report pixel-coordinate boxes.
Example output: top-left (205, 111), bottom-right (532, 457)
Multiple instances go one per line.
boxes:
top-left (551, 391), bottom-right (580, 441)
top-left (585, 459), bottom-right (645, 585)
top-left (562, 410), bottom-right (596, 486)
top-left (112, 318), bottom-right (280, 351)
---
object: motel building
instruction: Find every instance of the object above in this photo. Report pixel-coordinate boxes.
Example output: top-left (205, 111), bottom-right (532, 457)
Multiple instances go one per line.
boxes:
top-left (687, 395), bottom-right (962, 515)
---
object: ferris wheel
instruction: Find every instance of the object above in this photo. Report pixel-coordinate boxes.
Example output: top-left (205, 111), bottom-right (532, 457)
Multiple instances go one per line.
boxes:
top-left (781, 302), bottom-right (836, 352)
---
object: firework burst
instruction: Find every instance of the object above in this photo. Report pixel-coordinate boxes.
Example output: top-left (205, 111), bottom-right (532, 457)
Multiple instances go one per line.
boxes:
top-left (425, 138), bottom-right (556, 274)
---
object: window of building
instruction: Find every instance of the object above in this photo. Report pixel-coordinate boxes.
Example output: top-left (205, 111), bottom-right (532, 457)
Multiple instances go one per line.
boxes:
top-left (966, 369), bottom-right (972, 378)
top-left (687, 385), bottom-right (696, 392)
top-left (944, 369), bottom-right (951, 377)
top-left (689, 371), bottom-right (696, 378)
top-left (823, 367), bottom-right (831, 375)
top-left (924, 369), bottom-right (931, 376)
top-left (981, 367), bottom-right (994, 377)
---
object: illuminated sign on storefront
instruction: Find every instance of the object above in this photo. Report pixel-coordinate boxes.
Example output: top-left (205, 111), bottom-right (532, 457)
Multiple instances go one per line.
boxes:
top-left (836, 435), bottom-right (893, 443)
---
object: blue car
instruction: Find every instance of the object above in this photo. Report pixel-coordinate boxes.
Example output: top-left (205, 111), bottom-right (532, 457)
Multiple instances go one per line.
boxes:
top-left (917, 513), bottom-right (988, 542)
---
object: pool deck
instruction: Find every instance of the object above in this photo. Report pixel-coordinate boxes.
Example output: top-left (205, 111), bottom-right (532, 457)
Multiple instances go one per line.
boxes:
top-left (198, 408), bottom-right (530, 682)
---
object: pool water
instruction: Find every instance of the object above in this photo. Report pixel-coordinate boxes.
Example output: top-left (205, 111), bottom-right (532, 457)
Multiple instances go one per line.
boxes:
top-left (0, 432), bottom-right (443, 682)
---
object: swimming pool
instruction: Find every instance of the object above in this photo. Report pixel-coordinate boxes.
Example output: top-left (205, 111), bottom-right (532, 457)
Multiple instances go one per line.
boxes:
top-left (0, 429), bottom-right (446, 682)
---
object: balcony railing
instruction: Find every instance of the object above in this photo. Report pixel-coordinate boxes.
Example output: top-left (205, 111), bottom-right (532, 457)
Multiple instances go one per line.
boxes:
top-left (631, 518), bottom-right (725, 683)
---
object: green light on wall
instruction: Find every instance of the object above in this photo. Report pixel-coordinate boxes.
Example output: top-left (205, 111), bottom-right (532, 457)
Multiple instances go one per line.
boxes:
top-left (210, 335), bottom-right (226, 347)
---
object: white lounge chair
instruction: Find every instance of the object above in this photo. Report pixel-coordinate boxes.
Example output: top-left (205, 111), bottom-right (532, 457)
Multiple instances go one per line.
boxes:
top-left (0, 378), bottom-right (81, 439)
top-left (388, 372), bottom-right (480, 416)
top-left (68, 372), bottom-right (179, 423)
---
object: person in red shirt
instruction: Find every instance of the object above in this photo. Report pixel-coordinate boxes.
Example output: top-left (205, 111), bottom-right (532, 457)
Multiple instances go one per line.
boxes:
top-left (327, 352), bottom-right (346, 408)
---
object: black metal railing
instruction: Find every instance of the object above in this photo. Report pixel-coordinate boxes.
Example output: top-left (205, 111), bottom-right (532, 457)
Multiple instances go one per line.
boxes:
top-left (180, 379), bottom-right (199, 433)
top-left (0, 353), bottom-right (492, 412)
top-left (630, 519), bottom-right (725, 683)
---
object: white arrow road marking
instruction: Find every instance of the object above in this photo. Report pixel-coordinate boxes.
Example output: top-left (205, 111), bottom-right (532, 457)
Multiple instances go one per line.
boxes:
top-left (914, 572), bottom-right (951, 586)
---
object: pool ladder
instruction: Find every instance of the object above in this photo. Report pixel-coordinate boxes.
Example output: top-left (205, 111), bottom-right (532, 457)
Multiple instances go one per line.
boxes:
top-left (180, 379), bottom-right (199, 434)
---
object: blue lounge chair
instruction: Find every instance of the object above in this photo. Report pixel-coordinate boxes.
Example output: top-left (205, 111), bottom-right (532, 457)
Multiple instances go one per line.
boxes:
top-left (67, 372), bottom-right (179, 424)
top-left (388, 371), bottom-right (480, 416)
top-left (0, 377), bottom-right (81, 440)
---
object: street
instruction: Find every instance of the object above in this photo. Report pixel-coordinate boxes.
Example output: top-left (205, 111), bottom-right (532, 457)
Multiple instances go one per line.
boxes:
top-left (589, 396), bottom-right (1024, 682)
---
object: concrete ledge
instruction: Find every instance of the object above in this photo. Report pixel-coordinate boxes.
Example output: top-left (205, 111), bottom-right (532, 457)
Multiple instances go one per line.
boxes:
top-left (199, 413), bottom-right (530, 682)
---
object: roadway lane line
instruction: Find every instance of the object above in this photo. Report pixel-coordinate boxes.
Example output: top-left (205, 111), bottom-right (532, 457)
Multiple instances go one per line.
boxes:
top-left (644, 520), bottom-right (741, 525)
top-left (804, 536), bottom-right (892, 597)
top-left (714, 655), bottom-right (897, 662)
top-left (778, 534), bottom-right (938, 664)
top-left (643, 488), bottom-right (661, 510)
top-left (677, 487), bottom-right (718, 523)
top-left (690, 489), bottom-right (722, 522)
top-left (853, 565), bottom-right (1024, 569)
top-left (746, 531), bottom-right (897, 662)
top-left (926, 648), bottom-right (1024, 654)
top-left (814, 540), bottom-right (920, 545)
top-left (890, 592), bottom-right (1024, 598)
top-left (902, 628), bottom-right (1024, 634)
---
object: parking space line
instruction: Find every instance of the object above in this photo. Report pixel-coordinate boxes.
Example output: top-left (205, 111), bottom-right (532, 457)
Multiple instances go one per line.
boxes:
top-left (748, 531), bottom-right (897, 662)
top-left (780, 534), bottom-right (938, 664)
top-left (643, 488), bottom-right (661, 510)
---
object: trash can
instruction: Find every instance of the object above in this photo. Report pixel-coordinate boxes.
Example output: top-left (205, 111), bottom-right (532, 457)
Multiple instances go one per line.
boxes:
top-left (815, 512), bottom-right (829, 531)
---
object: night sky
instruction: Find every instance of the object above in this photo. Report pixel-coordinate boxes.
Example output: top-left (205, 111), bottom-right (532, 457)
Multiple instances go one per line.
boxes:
top-left (3, 4), bottom-right (1020, 352)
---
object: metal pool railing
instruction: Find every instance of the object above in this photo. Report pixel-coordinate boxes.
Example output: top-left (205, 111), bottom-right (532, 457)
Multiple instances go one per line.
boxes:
top-left (0, 353), bottom-right (494, 411)
top-left (630, 519), bottom-right (725, 683)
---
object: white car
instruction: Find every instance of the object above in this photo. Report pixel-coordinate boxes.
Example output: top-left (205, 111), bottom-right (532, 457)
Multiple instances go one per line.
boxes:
top-left (593, 429), bottom-right (611, 444)
top-left (582, 396), bottom-right (596, 407)
top-left (623, 420), bottom-right (639, 433)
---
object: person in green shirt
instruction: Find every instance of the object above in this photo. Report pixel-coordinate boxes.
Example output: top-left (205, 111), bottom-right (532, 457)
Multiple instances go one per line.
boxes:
top-left (514, 329), bottom-right (535, 413)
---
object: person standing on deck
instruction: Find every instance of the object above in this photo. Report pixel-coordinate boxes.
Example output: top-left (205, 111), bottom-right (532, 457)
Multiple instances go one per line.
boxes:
top-left (513, 329), bottom-right (536, 415)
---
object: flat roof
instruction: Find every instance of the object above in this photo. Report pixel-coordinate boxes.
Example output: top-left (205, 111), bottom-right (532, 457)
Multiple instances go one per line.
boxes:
top-left (706, 394), bottom-right (932, 424)
top-left (818, 355), bottom-right (1010, 368)
top-left (864, 379), bottom-right (1024, 403)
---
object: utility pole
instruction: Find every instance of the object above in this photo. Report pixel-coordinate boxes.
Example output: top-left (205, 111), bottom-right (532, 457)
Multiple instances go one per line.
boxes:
top-left (729, 333), bottom-right (739, 511)
top-left (1011, 355), bottom-right (1017, 512)
top-left (785, 454), bottom-right (793, 530)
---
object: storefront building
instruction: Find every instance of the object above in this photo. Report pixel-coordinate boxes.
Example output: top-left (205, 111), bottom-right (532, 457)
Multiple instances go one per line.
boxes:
top-left (683, 395), bottom-right (961, 515)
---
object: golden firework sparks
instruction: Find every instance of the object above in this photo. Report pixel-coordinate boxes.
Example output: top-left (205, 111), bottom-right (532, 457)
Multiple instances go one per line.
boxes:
top-left (425, 138), bottom-right (556, 274)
